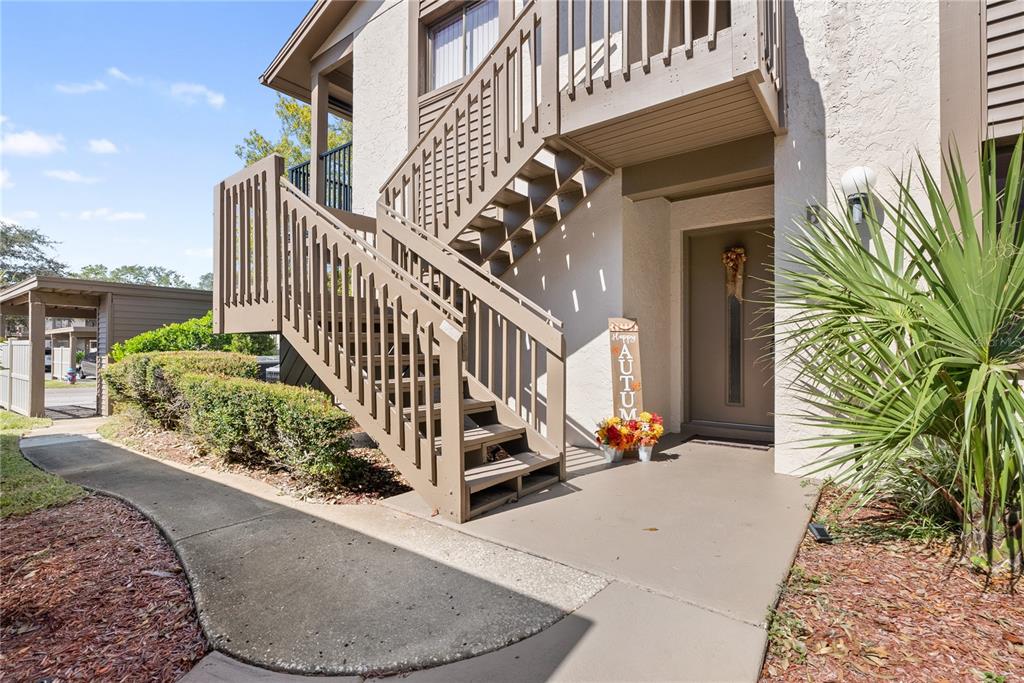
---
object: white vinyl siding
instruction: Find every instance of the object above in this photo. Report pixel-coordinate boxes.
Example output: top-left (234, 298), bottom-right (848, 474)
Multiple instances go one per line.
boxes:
top-left (429, 0), bottom-right (499, 91)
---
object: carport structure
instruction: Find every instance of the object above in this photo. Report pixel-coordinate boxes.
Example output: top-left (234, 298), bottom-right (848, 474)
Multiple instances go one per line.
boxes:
top-left (0, 276), bottom-right (212, 416)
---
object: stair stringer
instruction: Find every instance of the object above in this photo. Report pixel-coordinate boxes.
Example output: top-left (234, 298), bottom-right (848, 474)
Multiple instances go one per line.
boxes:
top-left (277, 316), bottom-right (462, 518)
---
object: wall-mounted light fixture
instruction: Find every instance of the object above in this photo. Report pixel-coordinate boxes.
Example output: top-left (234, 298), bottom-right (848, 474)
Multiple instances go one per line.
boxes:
top-left (841, 166), bottom-right (879, 247)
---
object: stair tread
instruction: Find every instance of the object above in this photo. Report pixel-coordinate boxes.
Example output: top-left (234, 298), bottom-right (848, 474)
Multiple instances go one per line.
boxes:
top-left (435, 422), bottom-right (524, 451)
top-left (464, 451), bottom-right (559, 493)
top-left (405, 397), bottom-right (493, 417)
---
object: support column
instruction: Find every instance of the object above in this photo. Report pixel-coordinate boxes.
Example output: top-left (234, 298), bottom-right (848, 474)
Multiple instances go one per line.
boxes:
top-left (97, 293), bottom-right (114, 417)
top-left (27, 292), bottom-right (45, 417)
top-left (310, 72), bottom-right (329, 206)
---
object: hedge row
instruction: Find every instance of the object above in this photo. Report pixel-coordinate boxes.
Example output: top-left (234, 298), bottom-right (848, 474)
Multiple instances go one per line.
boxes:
top-left (104, 351), bottom-right (360, 487)
top-left (110, 311), bottom-right (277, 362)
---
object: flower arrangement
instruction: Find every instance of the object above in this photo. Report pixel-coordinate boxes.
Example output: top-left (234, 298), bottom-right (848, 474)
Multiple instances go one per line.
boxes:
top-left (635, 411), bottom-right (665, 447)
top-left (596, 416), bottom-right (634, 451)
top-left (722, 246), bottom-right (747, 299)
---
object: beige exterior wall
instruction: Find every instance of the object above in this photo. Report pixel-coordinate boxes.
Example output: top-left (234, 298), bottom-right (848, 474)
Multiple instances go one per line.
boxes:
top-left (622, 196), bottom-right (672, 427)
top-left (326, 0), bottom-right (411, 216)
top-left (501, 172), bottom-right (626, 447)
top-left (314, 0), bottom-right (954, 471)
top-left (773, 0), bottom-right (942, 474)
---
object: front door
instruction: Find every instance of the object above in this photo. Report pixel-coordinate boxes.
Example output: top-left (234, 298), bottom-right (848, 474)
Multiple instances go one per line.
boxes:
top-left (686, 226), bottom-right (774, 440)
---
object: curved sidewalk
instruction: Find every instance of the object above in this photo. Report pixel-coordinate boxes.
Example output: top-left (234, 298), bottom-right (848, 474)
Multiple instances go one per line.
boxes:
top-left (19, 423), bottom-right (604, 677)
top-left (23, 422), bottom-right (815, 681)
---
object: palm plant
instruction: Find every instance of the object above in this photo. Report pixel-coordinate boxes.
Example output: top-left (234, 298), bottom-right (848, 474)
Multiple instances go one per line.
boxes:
top-left (778, 135), bottom-right (1024, 578)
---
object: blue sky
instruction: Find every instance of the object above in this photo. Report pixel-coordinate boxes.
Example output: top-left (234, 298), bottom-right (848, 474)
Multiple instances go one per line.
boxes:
top-left (0, 1), bottom-right (310, 284)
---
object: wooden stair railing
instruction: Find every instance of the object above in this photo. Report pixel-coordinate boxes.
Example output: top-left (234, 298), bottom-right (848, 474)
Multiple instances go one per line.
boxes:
top-left (380, 1), bottom-right (559, 249)
top-left (215, 154), bottom-right (473, 521)
top-left (379, 205), bottom-right (567, 478)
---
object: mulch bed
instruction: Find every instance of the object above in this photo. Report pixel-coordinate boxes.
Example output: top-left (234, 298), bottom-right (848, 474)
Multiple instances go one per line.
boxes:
top-left (1, 496), bottom-right (206, 681)
top-left (761, 487), bottom-right (1024, 682)
top-left (102, 411), bottom-right (409, 505)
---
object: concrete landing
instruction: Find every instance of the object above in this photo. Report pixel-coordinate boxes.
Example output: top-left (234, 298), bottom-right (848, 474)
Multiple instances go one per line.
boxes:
top-left (20, 428), bottom-right (605, 677)
top-left (383, 437), bottom-right (817, 682)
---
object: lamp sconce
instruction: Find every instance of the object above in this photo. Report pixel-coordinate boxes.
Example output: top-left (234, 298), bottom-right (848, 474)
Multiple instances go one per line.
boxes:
top-left (841, 166), bottom-right (881, 247)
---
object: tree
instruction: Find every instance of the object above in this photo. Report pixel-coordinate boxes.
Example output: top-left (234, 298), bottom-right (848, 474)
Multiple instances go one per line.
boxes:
top-left (235, 95), bottom-right (352, 169)
top-left (197, 272), bottom-right (214, 290)
top-left (75, 264), bottom-right (195, 289)
top-left (777, 136), bottom-right (1023, 578)
top-left (0, 220), bottom-right (68, 286)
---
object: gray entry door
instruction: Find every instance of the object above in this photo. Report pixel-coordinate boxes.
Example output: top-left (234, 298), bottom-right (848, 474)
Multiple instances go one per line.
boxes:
top-left (686, 226), bottom-right (774, 438)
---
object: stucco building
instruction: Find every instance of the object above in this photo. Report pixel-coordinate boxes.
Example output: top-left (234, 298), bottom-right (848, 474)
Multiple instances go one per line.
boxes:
top-left (214, 0), bottom-right (1022, 520)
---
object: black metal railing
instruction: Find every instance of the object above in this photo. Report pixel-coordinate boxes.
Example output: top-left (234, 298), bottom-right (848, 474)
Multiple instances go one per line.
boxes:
top-left (287, 141), bottom-right (352, 211)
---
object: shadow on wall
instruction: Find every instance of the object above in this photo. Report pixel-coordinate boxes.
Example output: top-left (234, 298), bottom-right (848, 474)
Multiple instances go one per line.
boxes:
top-left (775, 0), bottom-right (827, 268)
top-left (501, 174), bottom-right (625, 446)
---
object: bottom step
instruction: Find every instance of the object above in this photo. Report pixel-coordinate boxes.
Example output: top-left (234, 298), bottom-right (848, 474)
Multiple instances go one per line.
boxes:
top-left (465, 451), bottom-right (561, 519)
top-left (464, 451), bottom-right (559, 494)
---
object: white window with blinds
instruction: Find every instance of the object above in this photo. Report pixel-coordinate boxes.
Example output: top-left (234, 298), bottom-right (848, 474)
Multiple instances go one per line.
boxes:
top-left (429, 0), bottom-right (499, 91)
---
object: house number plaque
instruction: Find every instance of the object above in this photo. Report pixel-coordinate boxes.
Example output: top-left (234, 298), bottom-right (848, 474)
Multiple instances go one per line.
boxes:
top-left (608, 317), bottom-right (643, 421)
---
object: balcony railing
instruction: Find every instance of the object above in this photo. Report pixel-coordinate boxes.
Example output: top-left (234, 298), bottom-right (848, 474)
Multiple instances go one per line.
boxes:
top-left (287, 141), bottom-right (353, 211)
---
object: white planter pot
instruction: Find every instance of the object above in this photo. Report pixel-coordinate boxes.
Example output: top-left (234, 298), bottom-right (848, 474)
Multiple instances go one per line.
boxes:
top-left (638, 445), bottom-right (653, 462)
top-left (600, 444), bottom-right (623, 463)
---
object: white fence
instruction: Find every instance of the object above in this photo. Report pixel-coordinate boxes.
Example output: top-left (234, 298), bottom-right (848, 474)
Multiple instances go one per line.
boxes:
top-left (51, 347), bottom-right (73, 381)
top-left (0, 340), bottom-right (32, 415)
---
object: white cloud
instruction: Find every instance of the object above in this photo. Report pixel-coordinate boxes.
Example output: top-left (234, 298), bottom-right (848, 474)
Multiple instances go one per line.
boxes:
top-left (1, 169), bottom-right (11, 189)
top-left (55, 80), bottom-right (108, 95)
top-left (87, 138), bottom-right (118, 154)
top-left (0, 210), bottom-right (41, 224)
top-left (169, 82), bottom-right (225, 109)
top-left (107, 66), bottom-right (140, 83)
top-left (76, 208), bottom-right (145, 222)
top-left (45, 169), bottom-right (100, 184)
top-left (184, 246), bottom-right (214, 258)
top-left (0, 129), bottom-right (65, 156)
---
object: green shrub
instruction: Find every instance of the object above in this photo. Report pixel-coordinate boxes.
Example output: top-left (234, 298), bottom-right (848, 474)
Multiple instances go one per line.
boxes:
top-left (110, 311), bottom-right (277, 361)
top-left (104, 351), bottom-right (260, 427)
top-left (177, 374), bottom-right (357, 483)
top-left (105, 350), bottom-right (363, 488)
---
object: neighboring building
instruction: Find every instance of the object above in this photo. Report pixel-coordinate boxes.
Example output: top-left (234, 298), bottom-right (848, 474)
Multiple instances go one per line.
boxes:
top-left (0, 277), bottom-right (212, 416)
top-left (214, 0), bottom-right (1023, 521)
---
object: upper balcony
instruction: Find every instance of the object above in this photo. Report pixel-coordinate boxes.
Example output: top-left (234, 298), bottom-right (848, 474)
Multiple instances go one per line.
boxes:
top-left (283, 0), bottom-right (785, 215)
top-left (287, 141), bottom-right (353, 212)
top-left (555, 0), bottom-right (784, 168)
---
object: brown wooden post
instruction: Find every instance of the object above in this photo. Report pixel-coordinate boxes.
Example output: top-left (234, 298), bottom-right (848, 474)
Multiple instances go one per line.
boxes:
top-left (540, 0), bottom-right (561, 135)
top-left (310, 73), bottom-right (329, 206)
top-left (26, 292), bottom-right (45, 417)
top-left (546, 337), bottom-right (566, 481)
top-left (213, 180), bottom-right (226, 334)
top-left (266, 155), bottom-right (284, 329)
top-left (438, 319), bottom-right (467, 521)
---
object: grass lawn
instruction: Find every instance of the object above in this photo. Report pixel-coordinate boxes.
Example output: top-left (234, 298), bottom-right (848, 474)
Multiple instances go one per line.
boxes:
top-left (0, 410), bottom-right (85, 518)
top-left (45, 379), bottom-right (75, 389)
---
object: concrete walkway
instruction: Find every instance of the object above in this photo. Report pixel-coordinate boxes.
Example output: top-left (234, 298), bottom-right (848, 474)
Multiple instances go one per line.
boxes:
top-left (20, 424), bottom-right (604, 677)
top-left (22, 421), bottom-right (815, 682)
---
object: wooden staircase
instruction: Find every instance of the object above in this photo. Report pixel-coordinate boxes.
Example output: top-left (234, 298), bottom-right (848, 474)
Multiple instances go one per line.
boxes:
top-left (379, 2), bottom-right (612, 276)
top-left (214, 155), bottom-right (565, 522)
top-left (214, 0), bottom-right (787, 520)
